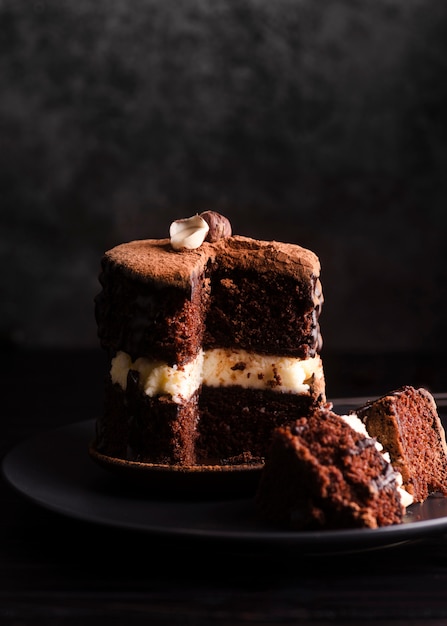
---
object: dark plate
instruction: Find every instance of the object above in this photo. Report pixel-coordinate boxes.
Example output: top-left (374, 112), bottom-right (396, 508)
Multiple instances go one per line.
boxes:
top-left (3, 399), bottom-right (447, 555)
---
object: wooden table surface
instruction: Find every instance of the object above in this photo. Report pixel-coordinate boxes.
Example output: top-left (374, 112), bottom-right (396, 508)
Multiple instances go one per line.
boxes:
top-left (2, 348), bottom-right (447, 625)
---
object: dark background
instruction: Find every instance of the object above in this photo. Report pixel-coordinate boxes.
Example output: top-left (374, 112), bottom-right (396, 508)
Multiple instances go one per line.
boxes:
top-left (2, 0), bottom-right (447, 357)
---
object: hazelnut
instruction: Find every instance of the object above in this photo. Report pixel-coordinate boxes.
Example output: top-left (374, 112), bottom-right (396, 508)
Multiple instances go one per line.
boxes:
top-left (200, 211), bottom-right (232, 242)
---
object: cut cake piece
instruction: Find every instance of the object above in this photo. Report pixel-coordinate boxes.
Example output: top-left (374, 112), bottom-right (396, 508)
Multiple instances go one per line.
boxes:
top-left (354, 385), bottom-right (447, 503)
top-left (254, 404), bottom-right (407, 530)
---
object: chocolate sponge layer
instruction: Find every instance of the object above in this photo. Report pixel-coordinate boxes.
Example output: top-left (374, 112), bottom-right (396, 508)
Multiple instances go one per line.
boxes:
top-left (95, 235), bottom-right (323, 364)
top-left (95, 378), bottom-right (324, 466)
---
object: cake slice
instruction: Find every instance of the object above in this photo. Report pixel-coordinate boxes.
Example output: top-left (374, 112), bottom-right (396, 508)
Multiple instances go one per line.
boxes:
top-left (354, 386), bottom-right (447, 503)
top-left (254, 404), bottom-right (408, 530)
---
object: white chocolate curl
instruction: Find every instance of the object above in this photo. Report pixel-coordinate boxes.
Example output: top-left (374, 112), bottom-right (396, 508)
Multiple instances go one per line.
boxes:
top-left (169, 214), bottom-right (210, 250)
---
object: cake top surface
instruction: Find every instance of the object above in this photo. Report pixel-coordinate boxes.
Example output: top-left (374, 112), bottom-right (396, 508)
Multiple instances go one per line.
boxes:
top-left (102, 234), bottom-right (321, 289)
top-left (277, 405), bottom-right (380, 455)
top-left (357, 385), bottom-right (438, 414)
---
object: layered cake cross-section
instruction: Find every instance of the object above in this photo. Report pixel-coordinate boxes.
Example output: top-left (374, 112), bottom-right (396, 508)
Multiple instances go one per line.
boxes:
top-left (355, 385), bottom-right (447, 503)
top-left (255, 386), bottom-right (447, 529)
top-left (255, 404), bottom-right (412, 530)
top-left (93, 212), bottom-right (325, 466)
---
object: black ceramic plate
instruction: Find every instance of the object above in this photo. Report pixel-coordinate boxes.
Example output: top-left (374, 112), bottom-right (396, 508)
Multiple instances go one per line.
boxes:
top-left (3, 397), bottom-right (447, 555)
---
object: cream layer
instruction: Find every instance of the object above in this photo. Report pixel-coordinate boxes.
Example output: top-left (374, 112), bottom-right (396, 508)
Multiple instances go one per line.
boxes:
top-left (111, 349), bottom-right (323, 404)
top-left (341, 413), bottom-right (414, 509)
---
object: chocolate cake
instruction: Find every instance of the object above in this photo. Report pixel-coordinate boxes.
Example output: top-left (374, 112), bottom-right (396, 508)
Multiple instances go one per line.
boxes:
top-left (255, 404), bottom-right (408, 530)
top-left (355, 386), bottom-right (447, 503)
top-left (93, 211), bottom-right (325, 466)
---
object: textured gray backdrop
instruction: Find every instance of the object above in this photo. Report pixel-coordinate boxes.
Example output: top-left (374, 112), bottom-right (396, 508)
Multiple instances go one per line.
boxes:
top-left (2, 0), bottom-right (447, 354)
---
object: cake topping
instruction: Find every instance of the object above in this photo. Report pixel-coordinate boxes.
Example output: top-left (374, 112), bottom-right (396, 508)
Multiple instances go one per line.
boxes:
top-left (169, 214), bottom-right (210, 250)
top-left (200, 211), bottom-right (232, 242)
top-left (169, 211), bottom-right (232, 250)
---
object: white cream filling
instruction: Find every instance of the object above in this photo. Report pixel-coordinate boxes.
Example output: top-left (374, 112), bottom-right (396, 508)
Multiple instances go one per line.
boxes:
top-left (110, 349), bottom-right (322, 404)
top-left (202, 349), bottom-right (321, 393)
top-left (341, 413), bottom-right (414, 509)
top-left (110, 350), bottom-right (204, 404)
